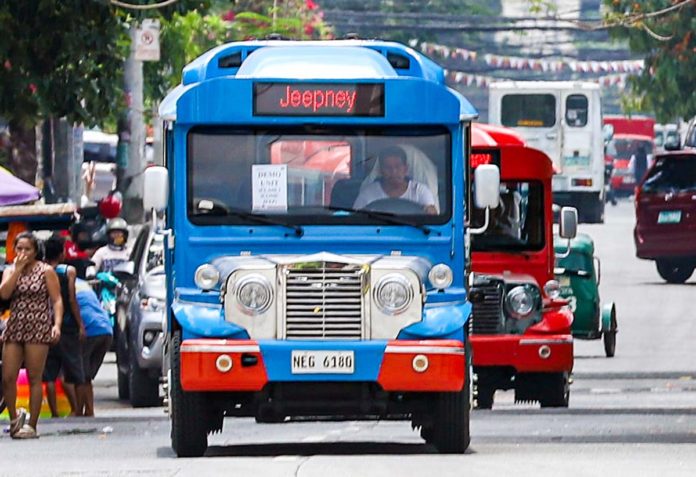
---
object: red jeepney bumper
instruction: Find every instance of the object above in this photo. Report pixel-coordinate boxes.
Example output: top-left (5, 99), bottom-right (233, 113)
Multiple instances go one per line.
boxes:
top-left (179, 339), bottom-right (466, 392)
top-left (470, 334), bottom-right (573, 372)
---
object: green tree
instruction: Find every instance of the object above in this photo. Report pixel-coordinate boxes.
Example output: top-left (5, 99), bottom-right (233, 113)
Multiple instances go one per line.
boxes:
top-left (0, 1), bottom-right (127, 182)
top-left (604, 0), bottom-right (696, 122)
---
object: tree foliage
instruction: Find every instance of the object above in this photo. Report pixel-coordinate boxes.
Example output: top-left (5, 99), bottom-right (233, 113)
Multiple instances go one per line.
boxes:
top-left (604, 0), bottom-right (696, 121)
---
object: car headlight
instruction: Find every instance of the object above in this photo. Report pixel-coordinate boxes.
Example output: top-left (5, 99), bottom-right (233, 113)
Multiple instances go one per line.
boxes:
top-left (374, 274), bottom-right (413, 315)
top-left (505, 285), bottom-right (536, 319)
top-left (194, 264), bottom-right (220, 291)
top-left (544, 279), bottom-right (561, 299)
top-left (428, 263), bottom-right (453, 290)
top-left (235, 274), bottom-right (273, 315)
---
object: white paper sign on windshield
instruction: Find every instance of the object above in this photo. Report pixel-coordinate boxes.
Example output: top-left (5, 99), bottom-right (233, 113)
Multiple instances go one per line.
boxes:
top-left (252, 164), bottom-right (288, 212)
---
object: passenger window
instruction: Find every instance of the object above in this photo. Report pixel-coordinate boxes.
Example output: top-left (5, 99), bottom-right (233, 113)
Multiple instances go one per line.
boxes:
top-left (565, 95), bottom-right (588, 127)
top-left (501, 94), bottom-right (556, 128)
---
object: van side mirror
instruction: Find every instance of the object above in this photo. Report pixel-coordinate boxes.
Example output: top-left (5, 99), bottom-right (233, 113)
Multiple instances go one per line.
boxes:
top-left (559, 207), bottom-right (578, 239)
top-left (603, 124), bottom-right (614, 143)
top-left (143, 166), bottom-right (169, 212)
top-left (474, 164), bottom-right (500, 209)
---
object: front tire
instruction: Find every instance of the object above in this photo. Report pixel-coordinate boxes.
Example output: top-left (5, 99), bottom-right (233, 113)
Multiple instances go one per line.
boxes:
top-left (431, 345), bottom-right (471, 453)
top-left (539, 372), bottom-right (570, 408)
top-left (129, 358), bottom-right (160, 408)
top-left (603, 308), bottom-right (617, 358)
top-left (656, 260), bottom-right (694, 284)
top-left (170, 331), bottom-right (209, 457)
top-left (585, 196), bottom-right (605, 224)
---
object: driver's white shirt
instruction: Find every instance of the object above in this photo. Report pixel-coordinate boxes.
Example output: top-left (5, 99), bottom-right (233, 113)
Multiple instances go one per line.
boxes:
top-left (353, 180), bottom-right (436, 210)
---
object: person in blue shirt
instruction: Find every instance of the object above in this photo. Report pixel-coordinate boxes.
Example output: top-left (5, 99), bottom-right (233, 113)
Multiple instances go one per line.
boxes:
top-left (74, 278), bottom-right (113, 416)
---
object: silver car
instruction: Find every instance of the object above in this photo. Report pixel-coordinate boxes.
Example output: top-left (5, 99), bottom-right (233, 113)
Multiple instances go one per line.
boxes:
top-left (115, 227), bottom-right (165, 407)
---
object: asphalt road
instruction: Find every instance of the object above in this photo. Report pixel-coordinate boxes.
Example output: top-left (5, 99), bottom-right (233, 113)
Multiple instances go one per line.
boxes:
top-left (2, 198), bottom-right (695, 476)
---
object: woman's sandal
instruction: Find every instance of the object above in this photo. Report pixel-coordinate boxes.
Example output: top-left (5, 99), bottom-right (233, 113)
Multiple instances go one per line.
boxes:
top-left (9, 408), bottom-right (27, 437)
top-left (13, 424), bottom-right (39, 439)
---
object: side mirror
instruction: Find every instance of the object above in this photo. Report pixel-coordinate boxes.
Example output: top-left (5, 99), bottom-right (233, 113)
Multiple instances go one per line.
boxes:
top-left (473, 164), bottom-right (501, 209)
top-left (559, 207), bottom-right (578, 239)
top-left (143, 166), bottom-right (169, 212)
top-left (664, 133), bottom-right (681, 151)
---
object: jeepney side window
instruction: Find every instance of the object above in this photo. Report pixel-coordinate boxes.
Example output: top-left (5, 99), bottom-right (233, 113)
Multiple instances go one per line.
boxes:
top-left (565, 94), bottom-right (588, 127)
top-left (501, 94), bottom-right (556, 128)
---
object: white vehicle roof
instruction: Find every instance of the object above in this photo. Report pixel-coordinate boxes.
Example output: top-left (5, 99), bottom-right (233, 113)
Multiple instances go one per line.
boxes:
top-left (83, 129), bottom-right (118, 146)
top-left (490, 81), bottom-right (600, 91)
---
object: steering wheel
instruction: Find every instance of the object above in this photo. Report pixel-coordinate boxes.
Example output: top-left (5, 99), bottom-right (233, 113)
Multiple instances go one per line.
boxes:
top-left (364, 198), bottom-right (425, 214)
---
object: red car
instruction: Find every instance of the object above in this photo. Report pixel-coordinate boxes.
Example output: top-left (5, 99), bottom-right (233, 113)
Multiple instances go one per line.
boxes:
top-left (634, 150), bottom-right (696, 283)
top-left (607, 134), bottom-right (654, 196)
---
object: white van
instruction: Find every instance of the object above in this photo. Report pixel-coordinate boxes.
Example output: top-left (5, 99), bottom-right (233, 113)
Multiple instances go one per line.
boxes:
top-left (488, 81), bottom-right (605, 223)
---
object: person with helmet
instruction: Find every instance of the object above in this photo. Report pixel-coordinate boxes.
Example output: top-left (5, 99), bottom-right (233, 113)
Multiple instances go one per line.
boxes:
top-left (90, 218), bottom-right (131, 273)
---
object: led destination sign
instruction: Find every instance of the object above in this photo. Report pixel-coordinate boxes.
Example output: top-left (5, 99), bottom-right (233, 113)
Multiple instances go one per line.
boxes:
top-left (254, 83), bottom-right (385, 117)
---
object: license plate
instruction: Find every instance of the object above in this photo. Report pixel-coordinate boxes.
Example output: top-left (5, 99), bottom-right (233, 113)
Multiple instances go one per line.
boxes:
top-left (291, 350), bottom-right (354, 374)
top-left (657, 210), bottom-right (682, 224)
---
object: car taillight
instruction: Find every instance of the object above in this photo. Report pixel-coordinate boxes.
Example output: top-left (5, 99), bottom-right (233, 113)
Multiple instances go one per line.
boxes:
top-left (572, 178), bottom-right (593, 187)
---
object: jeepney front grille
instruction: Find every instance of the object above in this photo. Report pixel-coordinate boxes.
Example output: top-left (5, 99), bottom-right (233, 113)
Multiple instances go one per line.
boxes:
top-left (471, 278), bottom-right (504, 335)
top-left (284, 264), bottom-right (365, 340)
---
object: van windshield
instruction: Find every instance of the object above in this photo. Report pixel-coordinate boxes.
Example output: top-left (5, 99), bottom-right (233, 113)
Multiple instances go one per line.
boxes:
top-left (501, 94), bottom-right (556, 128)
top-left (642, 156), bottom-right (696, 193)
top-left (471, 181), bottom-right (545, 252)
top-left (187, 126), bottom-right (452, 226)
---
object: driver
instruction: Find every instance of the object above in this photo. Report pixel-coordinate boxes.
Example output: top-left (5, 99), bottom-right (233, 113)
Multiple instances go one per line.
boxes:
top-left (353, 146), bottom-right (437, 214)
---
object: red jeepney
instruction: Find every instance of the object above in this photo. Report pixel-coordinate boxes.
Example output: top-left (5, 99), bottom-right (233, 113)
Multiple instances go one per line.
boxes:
top-left (469, 123), bottom-right (575, 408)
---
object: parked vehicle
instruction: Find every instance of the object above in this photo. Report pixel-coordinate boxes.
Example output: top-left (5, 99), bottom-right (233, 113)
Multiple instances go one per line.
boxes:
top-left (654, 123), bottom-right (680, 152)
top-left (634, 150), bottom-right (696, 283)
top-left (146, 40), bottom-right (503, 457)
top-left (554, 233), bottom-right (617, 357)
top-left (606, 133), bottom-right (654, 197)
top-left (115, 226), bottom-right (165, 407)
top-left (488, 81), bottom-right (605, 223)
top-left (83, 129), bottom-right (118, 201)
top-left (469, 123), bottom-right (576, 409)
top-left (604, 115), bottom-right (655, 139)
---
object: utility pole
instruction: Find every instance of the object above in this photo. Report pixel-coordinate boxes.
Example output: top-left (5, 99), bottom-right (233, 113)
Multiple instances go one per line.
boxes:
top-left (120, 24), bottom-right (146, 224)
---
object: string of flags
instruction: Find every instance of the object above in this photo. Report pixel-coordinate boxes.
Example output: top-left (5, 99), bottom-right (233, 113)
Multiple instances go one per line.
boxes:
top-left (445, 70), bottom-right (631, 89)
top-left (410, 40), bottom-right (645, 74)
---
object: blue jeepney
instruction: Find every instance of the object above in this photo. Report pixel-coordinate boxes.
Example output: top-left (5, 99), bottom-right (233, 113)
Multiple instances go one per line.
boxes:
top-left (144, 40), bottom-right (500, 457)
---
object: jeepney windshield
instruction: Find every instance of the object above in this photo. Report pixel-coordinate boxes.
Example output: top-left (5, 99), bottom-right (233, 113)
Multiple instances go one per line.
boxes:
top-left (471, 181), bottom-right (545, 252)
top-left (187, 126), bottom-right (452, 226)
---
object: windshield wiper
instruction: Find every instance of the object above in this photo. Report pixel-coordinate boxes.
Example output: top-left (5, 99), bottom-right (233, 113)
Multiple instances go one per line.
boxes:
top-left (193, 201), bottom-right (304, 237)
top-left (326, 206), bottom-right (431, 235)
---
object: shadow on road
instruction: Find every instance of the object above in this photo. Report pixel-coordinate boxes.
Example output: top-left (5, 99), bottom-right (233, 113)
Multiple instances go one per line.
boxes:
top-left (157, 441), bottom-right (445, 458)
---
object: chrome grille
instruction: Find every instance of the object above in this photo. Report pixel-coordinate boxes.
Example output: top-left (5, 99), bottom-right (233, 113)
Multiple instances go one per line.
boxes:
top-left (471, 278), bottom-right (504, 335)
top-left (284, 264), bottom-right (365, 340)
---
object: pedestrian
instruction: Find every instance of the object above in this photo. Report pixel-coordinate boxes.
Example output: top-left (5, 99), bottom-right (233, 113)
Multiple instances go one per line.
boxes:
top-left (75, 278), bottom-right (113, 416)
top-left (0, 232), bottom-right (63, 438)
top-left (90, 218), bottom-right (131, 273)
top-left (42, 234), bottom-right (88, 417)
top-left (630, 144), bottom-right (649, 186)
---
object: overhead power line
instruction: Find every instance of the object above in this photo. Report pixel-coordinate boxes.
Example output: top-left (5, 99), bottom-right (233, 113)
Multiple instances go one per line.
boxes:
top-left (110, 0), bottom-right (179, 10)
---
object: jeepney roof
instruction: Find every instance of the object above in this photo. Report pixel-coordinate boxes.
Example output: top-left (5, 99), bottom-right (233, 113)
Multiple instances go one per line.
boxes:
top-left (159, 40), bottom-right (477, 121)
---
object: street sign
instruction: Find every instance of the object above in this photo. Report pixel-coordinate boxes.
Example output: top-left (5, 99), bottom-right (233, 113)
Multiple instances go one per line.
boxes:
top-left (135, 19), bottom-right (160, 62)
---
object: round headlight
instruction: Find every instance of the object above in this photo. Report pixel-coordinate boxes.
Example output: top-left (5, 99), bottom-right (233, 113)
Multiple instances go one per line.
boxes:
top-left (428, 263), bottom-right (453, 290)
top-left (544, 279), bottom-right (561, 300)
top-left (505, 285), bottom-right (535, 319)
top-left (374, 274), bottom-right (413, 315)
top-left (194, 264), bottom-right (220, 291)
top-left (235, 275), bottom-right (273, 314)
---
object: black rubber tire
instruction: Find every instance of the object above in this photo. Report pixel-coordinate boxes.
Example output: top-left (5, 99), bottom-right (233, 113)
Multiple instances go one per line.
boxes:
top-left (475, 384), bottom-right (494, 410)
top-left (431, 346), bottom-right (471, 453)
top-left (0, 385), bottom-right (5, 415)
top-left (129, 358), bottom-right (160, 408)
top-left (117, 365), bottom-right (130, 400)
top-left (539, 372), bottom-right (570, 408)
top-left (170, 331), bottom-right (209, 457)
top-left (656, 260), bottom-right (694, 284)
top-left (603, 309), bottom-right (617, 358)
top-left (585, 198), bottom-right (605, 224)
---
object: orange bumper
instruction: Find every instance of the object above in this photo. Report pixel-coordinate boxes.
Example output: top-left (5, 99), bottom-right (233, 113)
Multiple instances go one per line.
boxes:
top-left (470, 335), bottom-right (573, 373)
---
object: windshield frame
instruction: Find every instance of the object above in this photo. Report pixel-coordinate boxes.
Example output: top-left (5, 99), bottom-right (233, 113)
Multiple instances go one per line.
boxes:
top-left (185, 125), bottom-right (454, 227)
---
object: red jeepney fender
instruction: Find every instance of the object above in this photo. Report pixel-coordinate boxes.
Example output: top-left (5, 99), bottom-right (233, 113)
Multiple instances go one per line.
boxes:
top-left (179, 339), bottom-right (466, 393)
top-left (470, 307), bottom-right (574, 372)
